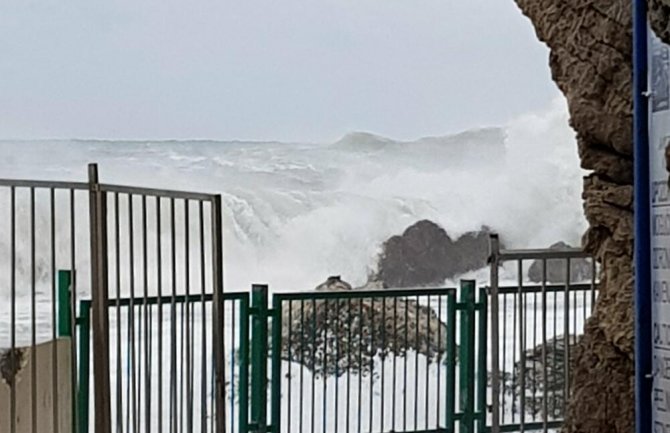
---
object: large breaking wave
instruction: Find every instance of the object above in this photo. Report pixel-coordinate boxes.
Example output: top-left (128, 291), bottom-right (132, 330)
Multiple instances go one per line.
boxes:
top-left (0, 96), bottom-right (586, 292)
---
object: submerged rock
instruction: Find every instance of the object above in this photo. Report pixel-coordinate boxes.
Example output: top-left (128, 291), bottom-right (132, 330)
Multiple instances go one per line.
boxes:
top-left (506, 335), bottom-right (578, 420)
top-left (280, 277), bottom-right (449, 376)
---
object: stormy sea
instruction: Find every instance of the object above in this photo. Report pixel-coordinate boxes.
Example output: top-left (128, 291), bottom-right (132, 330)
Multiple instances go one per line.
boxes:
top-left (0, 98), bottom-right (585, 295)
top-left (0, 98), bottom-right (587, 432)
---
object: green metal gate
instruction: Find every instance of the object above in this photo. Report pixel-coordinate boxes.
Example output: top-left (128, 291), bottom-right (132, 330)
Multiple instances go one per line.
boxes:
top-left (69, 278), bottom-right (488, 433)
top-left (263, 282), bottom-right (488, 433)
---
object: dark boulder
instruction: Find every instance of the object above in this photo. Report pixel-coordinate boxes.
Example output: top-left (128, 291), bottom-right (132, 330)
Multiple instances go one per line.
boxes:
top-left (315, 275), bottom-right (352, 291)
top-left (376, 220), bottom-right (497, 288)
top-left (451, 230), bottom-right (494, 274)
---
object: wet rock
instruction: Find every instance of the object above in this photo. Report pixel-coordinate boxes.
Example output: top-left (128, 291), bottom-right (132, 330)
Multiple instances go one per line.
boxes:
top-left (376, 220), bottom-right (498, 288)
top-left (315, 275), bottom-right (353, 291)
top-left (507, 335), bottom-right (578, 419)
top-left (527, 242), bottom-right (594, 283)
top-left (280, 277), bottom-right (449, 376)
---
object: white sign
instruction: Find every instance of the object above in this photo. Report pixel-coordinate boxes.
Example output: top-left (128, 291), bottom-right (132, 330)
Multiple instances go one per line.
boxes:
top-left (649, 26), bottom-right (670, 433)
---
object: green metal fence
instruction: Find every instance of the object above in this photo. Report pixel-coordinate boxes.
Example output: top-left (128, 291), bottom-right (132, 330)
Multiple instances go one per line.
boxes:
top-left (66, 275), bottom-right (489, 433)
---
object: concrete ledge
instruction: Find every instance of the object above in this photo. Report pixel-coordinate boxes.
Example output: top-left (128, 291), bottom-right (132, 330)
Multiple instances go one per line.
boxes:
top-left (0, 338), bottom-right (73, 433)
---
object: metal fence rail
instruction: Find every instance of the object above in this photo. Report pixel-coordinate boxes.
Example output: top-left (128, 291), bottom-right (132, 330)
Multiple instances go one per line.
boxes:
top-left (93, 172), bottom-right (227, 433)
top-left (0, 167), bottom-right (600, 433)
top-left (76, 290), bottom-right (248, 433)
top-left (272, 287), bottom-right (456, 433)
top-left (74, 282), bottom-right (490, 433)
top-left (0, 164), bottom-right (228, 433)
top-left (264, 282), bottom-right (488, 433)
top-left (0, 179), bottom-right (89, 433)
top-left (488, 234), bottom-right (598, 433)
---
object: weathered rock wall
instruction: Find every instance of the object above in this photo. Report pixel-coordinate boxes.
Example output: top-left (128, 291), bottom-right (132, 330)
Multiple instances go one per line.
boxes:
top-left (512, 1), bottom-right (636, 432)
top-left (651, 1), bottom-right (670, 43)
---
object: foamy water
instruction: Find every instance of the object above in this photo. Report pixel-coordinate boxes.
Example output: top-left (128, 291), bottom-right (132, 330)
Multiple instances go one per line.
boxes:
top-left (0, 97), bottom-right (585, 297)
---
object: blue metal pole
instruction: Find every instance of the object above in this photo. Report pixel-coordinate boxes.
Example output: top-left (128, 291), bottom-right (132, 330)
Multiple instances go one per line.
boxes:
top-left (633, 0), bottom-right (652, 432)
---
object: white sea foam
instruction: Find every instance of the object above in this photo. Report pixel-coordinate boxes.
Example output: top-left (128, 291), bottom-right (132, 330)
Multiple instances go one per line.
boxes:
top-left (0, 96), bottom-right (585, 298)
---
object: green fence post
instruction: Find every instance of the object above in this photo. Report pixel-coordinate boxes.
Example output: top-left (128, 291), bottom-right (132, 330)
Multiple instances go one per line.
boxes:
top-left (251, 284), bottom-right (269, 433)
top-left (57, 269), bottom-right (76, 433)
top-left (459, 280), bottom-right (476, 433)
top-left (446, 290), bottom-right (457, 433)
top-left (58, 270), bottom-right (72, 337)
top-left (239, 295), bottom-right (251, 433)
top-left (270, 295), bottom-right (282, 433)
top-left (78, 300), bottom-right (92, 433)
top-left (478, 288), bottom-right (488, 433)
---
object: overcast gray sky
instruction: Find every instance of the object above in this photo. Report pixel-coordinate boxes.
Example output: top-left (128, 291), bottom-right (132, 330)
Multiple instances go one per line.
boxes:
top-left (0, 0), bottom-right (557, 142)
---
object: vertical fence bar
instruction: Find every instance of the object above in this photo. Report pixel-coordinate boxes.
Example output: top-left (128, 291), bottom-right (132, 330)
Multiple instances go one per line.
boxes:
top-left (31, 187), bottom-right (37, 433)
top-left (459, 280), bottom-right (476, 433)
top-left (229, 301), bottom-right (235, 433)
top-left (9, 186), bottom-right (16, 433)
top-left (489, 235), bottom-right (501, 433)
top-left (142, 196), bottom-right (151, 433)
top-left (424, 294), bottom-right (430, 431)
top-left (78, 301), bottom-right (92, 433)
top-left (335, 298), bottom-right (341, 433)
top-left (518, 260), bottom-right (526, 433)
top-left (128, 195), bottom-right (138, 433)
top-left (271, 295), bottom-right (283, 433)
top-left (541, 260), bottom-right (548, 433)
top-left (199, 201), bottom-right (208, 433)
top-left (287, 300), bottom-right (293, 433)
top-left (345, 299), bottom-right (351, 433)
top-left (436, 295), bottom-right (443, 430)
top-left (300, 300), bottom-right (305, 433)
top-left (114, 193), bottom-right (123, 433)
top-left (239, 296), bottom-right (250, 433)
top-left (156, 196), bottom-right (164, 433)
top-left (563, 259), bottom-right (570, 409)
top-left (477, 288), bottom-right (488, 433)
top-left (184, 200), bottom-right (193, 433)
top-left (251, 285), bottom-right (269, 433)
top-left (359, 298), bottom-right (365, 433)
top-left (51, 187), bottom-right (59, 433)
top-left (325, 298), bottom-right (331, 433)
top-left (211, 195), bottom-right (226, 433)
top-left (70, 189), bottom-right (79, 433)
top-left (170, 197), bottom-right (177, 433)
top-left (446, 290), bottom-right (457, 433)
top-left (413, 295), bottom-right (419, 430)
top-left (371, 297), bottom-right (378, 432)
top-left (88, 163), bottom-right (112, 433)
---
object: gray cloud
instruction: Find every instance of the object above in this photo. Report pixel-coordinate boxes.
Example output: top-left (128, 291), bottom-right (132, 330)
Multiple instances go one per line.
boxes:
top-left (0, 0), bottom-right (556, 142)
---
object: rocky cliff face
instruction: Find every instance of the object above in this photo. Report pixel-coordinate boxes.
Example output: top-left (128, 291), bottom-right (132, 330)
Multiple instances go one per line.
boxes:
top-left (651, 1), bottom-right (670, 43)
top-left (511, 1), bottom-right (637, 432)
